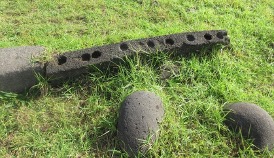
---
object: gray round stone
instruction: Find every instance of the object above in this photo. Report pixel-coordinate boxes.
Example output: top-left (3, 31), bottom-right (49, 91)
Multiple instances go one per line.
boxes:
top-left (117, 91), bottom-right (164, 156)
top-left (224, 102), bottom-right (274, 150)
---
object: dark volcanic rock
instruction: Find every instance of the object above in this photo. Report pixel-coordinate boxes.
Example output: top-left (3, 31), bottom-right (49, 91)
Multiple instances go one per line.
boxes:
top-left (46, 30), bottom-right (230, 82)
top-left (224, 102), bottom-right (274, 150)
top-left (117, 91), bottom-right (164, 156)
top-left (0, 46), bottom-right (45, 93)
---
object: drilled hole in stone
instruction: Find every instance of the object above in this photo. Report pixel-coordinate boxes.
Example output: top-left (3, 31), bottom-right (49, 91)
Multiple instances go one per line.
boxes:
top-left (120, 43), bottom-right (129, 51)
top-left (139, 42), bottom-right (145, 46)
top-left (165, 38), bottom-right (174, 45)
top-left (204, 33), bottom-right (212, 40)
top-left (81, 53), bottom-right (91, 61)
top-left (217, 32), bottom-right (224, 39)
top-left (58, 55), bottom-right (67, 65)
top-left (186, 34), bottom-right (195, 41)
top-left (92, 51), bottom-right (102, 58)
top-left (147, 40), bottom-right (155, 48)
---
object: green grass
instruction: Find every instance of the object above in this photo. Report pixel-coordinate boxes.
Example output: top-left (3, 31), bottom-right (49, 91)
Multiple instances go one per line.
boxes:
top-left (0, 0), bottom-right (274, 157)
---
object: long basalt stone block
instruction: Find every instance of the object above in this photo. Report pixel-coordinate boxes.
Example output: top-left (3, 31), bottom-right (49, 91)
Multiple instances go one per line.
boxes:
top-left (46, 30), bottom-right (229, 81)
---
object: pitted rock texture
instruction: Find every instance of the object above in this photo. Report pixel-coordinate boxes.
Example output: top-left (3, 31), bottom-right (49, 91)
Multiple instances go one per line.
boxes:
top-left (117, 91), bottom-right (165, 156)
top-left (224, 102), bottom-right (274, 150)
top-left (46, 30), bottom-right (230, 82)
top-left (0, 46), bottom-right (45, 93)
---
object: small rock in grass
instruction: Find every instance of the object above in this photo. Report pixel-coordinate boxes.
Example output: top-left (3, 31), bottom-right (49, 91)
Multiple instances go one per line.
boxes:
top-left (224, 102), bottom-right (274, 150)
top-left (160, 64), bottom-right (180, 80)
top-left (117, 91), bottom-right (164, 156)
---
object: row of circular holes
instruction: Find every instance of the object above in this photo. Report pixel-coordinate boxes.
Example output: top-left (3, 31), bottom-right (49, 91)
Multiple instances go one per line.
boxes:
top-left (165, 32), bottom-right (224, 45)
top-left (58, 41), bottom-right (155, 65)
top-left (58, 32), bottom-right (225, 65)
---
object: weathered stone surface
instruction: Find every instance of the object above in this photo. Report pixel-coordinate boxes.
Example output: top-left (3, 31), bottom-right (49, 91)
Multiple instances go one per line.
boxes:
top-left (117, 91), bottom-right (165, 156)
top-left (224, 102), bottom-right (274, 150)
top-left (46, 30), bottom-right (230, 82)
top-left (0, 46), bottom-right (45, 93)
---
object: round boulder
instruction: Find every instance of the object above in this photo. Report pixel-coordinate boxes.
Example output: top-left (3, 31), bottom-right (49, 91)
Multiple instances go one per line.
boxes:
top-left (224, 102), bottom-right (274, 150)
top-left (117, 91), bottom-right (165, 156)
